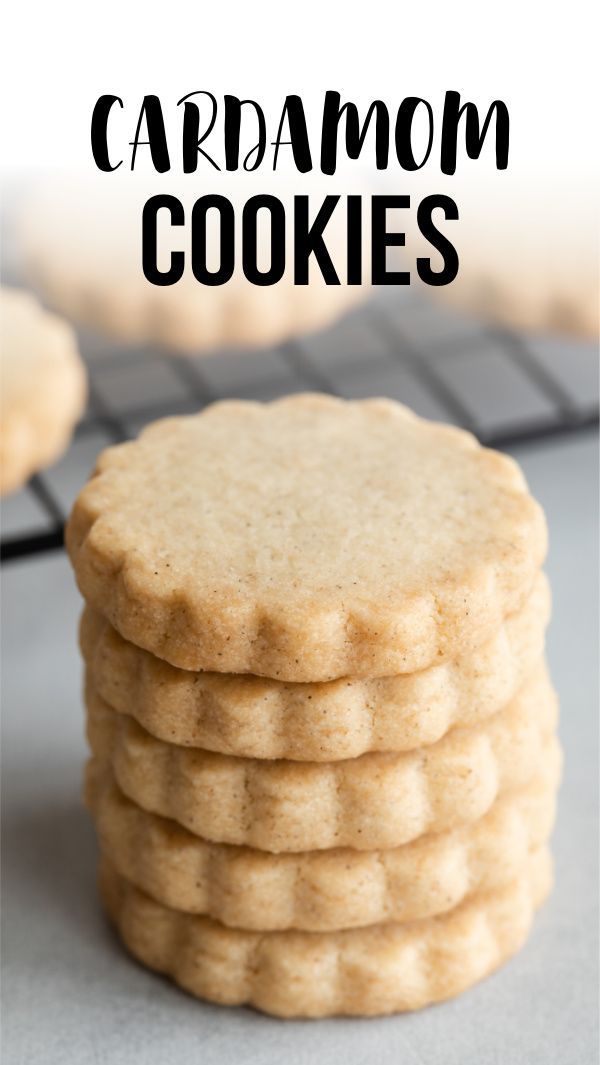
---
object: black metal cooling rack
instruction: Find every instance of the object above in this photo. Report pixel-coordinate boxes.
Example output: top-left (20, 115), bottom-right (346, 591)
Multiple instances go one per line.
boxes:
top-left (2, 290), bottom-right (598, 562)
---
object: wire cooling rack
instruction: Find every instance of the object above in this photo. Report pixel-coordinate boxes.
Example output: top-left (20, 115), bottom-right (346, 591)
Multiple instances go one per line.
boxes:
top-left (1, 289), bottom-right (598, 561)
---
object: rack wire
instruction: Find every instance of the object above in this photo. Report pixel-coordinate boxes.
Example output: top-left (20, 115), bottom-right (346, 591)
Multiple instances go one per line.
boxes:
top-left (2, 290), bottom-right (597, 562)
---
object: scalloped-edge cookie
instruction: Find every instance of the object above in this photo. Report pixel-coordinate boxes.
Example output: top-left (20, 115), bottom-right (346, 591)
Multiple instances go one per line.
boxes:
top-left (86, 748), bottom-right (560, 932)
top-left (66, 396), bottom-right (547, 682)
top-left (19, 176), bottom-right (368, 354)
top-left (86, 664), bottom-right (558, 852)
top-left (99, 846), bottom-right (553, 1017)
top-left (1, 287), bottom-right (86, 495)
top-left (80, 573), bottom-right (550, 761)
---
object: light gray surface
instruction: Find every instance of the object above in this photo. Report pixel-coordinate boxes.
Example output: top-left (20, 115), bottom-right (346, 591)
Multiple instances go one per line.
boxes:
top-left (1, 431), bottom-right (598, 1065)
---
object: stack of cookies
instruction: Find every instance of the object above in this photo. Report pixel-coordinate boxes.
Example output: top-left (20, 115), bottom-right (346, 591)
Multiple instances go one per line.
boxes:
top-left (67, 395), bottom-right (561, 1018)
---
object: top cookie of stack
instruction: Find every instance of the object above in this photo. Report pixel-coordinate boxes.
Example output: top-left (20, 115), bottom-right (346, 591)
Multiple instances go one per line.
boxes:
top-left (68, 394), bottom-right (546, 684)
top-left (68, 395), bottom-right (555, 1017)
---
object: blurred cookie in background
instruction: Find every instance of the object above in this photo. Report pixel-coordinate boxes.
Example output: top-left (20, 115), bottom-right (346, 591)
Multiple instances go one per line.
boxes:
top-left (433, 222), bottom-right (599, 340)
top-left (0, 287), bottom-right (86, 495)
top-left (16, 173), bottom-right (369, 354)
top-left (401, 172), bottom-right (599, 340)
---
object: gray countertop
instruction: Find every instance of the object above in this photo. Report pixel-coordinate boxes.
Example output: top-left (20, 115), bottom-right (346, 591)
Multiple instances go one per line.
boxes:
top-left (2, 430), bottom-right (598, 1065)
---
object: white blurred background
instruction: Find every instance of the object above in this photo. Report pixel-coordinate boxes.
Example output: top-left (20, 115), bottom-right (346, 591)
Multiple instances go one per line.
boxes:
top-left (2, 0), bottom-right (598, 337)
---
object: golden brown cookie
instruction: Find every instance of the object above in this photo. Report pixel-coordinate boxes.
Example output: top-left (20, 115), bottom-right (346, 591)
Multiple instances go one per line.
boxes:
top-left (18, 176), bottom-right (368, 353)
top-left (66, 396), bottom-right (547, 682)
top-left (0, 287), bottom-right (86, 495)
top-left (99, 846), bottom-right (553, 1017)
top-left (86, 749), bottom-right (560, 931)
top-left (86, 664), bottom-right (558, 852)
top-left (80, 572), bottom-right (550, 760)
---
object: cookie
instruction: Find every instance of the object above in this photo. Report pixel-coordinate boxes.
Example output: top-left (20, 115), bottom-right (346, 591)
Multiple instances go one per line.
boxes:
top-left (398, 168), bottom-right (598, 339)
top-left (86, 665), bottom-right (558, 852)
top-left (99, 846), bottom-right (552, 1017)
top-left (430, 187), bottom-right (599, 339)
top-left (18, 176), bottom-right (367, 353)
top-left (0, 287), bottom-right (86, 495)
top-left (80, 573), bottom-right (550, 761)
top-left (66, 396), bottom-right (547, 682)
top-left (86, 747), bottom-right (560, 932)
top-left (435, 266), bottom-right (599, 340)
